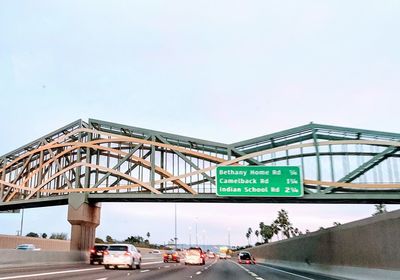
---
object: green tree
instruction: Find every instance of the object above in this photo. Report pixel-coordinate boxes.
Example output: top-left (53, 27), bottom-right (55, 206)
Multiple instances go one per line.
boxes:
top-left (373, 204), bottom-right (387, 216)
top-left (95, 237), bottom-right (105, 243)
top-left (147, 232), bottom-right (150, 240)
top-left (124, 235), bottom-right (144, 244)
top-left (26, 232), bottom-right (39, 238)
top-left (50, 232), bottom-right (67, 240)
top-left (276, 209), bottom-right (292, 239)
top-left (41, 233), bottom-right (48, 239)
top-left (260, 224), bottom-right (274, 243)
top-left (271, 222), bottom-right (280, 240)
top-left (106, 235), bottom-right (114, 244)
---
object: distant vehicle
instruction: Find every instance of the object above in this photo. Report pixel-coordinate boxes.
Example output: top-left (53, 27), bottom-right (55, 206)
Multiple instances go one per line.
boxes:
top-left (163, 250), bottom-right (180, 263)
top-left (185, 247), bottom-right (206, 265)
top-left (103, 244), bottom-right (142, 269)
top-left (16, 244), bottom-right (40, 251)
top-left (226, 254), bottom-right (232, 259)
top-left (207, 251), bottom-right (215, 259)
top-left (219, 252), bottom-right (227, 259)
top-left (150, 250), bottom-right (161, 254)
top-left (238, 251), bottom-right (256, 264)
top-left (89, 244), bottom-right (109, 265)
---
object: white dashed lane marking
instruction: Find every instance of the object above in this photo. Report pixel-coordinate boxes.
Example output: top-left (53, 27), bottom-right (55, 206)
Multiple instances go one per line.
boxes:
top-left (0, 268), bottom-right (103, 280)
top-left (230, 260), bottom-right (264, 280)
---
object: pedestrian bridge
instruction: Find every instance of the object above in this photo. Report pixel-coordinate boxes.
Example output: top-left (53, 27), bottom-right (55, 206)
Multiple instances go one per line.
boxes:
top-left (1, 118), bottom-right (400, 210)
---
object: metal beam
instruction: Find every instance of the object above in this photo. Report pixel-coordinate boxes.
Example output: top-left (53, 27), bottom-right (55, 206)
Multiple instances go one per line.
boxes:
top-left (156, 135), bottom-right (216, 185)
top-left (92, 140), bottom-right (148, 188)
top-left (229, 147), bottom-right (263, 165)
top-left (338, 146), bottom-right (399, 183)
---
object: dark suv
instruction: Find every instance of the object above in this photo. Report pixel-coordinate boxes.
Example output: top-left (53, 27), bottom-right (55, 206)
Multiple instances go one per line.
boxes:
top-left (238, 251), bottom-right (256, 264)
top-left (90, 245), bottom-right (109, 265)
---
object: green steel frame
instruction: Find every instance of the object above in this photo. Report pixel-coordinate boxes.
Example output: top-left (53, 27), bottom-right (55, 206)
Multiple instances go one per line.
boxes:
top-left (1, 119), bottom-right (400, 210)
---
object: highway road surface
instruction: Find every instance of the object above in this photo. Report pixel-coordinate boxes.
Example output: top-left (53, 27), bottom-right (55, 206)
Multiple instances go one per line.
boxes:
top-left (0, 259), bottom-right (344, 280)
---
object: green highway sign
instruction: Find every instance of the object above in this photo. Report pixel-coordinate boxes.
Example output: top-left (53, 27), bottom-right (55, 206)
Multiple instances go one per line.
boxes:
top-left (216, 166), bottom-right (303, 197)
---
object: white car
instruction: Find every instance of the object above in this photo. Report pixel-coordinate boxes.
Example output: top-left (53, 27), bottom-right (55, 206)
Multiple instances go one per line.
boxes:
top-left (219, 252), bottom-right (227, 259)
top-left (103, 244), bottom-right (142, 269)
top-left (16, 244), bottom-right (41, 251)
top-left (185, 247), bottom-right (205, 265)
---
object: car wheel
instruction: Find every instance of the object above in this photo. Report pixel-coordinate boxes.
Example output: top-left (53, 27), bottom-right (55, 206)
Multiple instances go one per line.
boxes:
top-left (104, 265), bottom-right (110, 269)
top-left (90, 260), bottom-right (94, 265)
top-left (136, 259), bottom-right (141, 270)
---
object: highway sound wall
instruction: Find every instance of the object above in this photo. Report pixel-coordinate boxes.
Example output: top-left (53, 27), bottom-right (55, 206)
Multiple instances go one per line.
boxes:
top-left (0, 234), bottom-right (70, 251)
top-left (247, 209), bottom-right (400, 279)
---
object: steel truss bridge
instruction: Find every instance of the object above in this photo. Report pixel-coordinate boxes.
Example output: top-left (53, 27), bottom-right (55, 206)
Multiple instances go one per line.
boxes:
top-left (1, 119), bottom-right (400, 210)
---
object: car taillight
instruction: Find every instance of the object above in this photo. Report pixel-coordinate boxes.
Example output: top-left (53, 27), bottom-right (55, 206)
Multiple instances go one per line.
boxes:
top-left (246, 260), bottom-right (250, 264)
top-left (124, 251), bottom-right (132, 256)
top-left (90, 249), bottom-right (95, 253)
top-left (163, 254), bottom-right (168, 257)
top-left (103, 250), bottom-right (109, 255)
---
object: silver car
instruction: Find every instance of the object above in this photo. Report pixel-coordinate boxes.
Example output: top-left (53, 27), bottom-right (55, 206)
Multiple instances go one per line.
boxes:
top-left (103, 244), bottom-right (142, 269)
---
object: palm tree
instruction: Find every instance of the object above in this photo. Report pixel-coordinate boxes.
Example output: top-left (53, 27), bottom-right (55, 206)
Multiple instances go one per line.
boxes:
top-left (247, 227), bottom-right (253, 245)
top-left (245, 231), bottom-right (251, 246)
top-left (373, 204), bottom-right (387, 216)
top-left (254, 230), bottom-right (260, 243)
top-left (271, 222), bottom-right (280, 241)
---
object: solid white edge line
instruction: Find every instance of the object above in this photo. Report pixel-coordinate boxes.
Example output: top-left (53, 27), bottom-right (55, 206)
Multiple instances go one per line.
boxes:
top-left (0, 267), bottom-right (103, 280)
top-left (140, 270), bottom-right (150, 273)
top-left (142, 261), bottom-right (164, 265)
top-left (256, 264), bottom-right (316, 280)
top-left (0, 260), bottom-right (164, 280)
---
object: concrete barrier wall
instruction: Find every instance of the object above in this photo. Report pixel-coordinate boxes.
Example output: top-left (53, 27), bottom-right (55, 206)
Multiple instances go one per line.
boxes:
top-left (0, 234), bottom-right (70, 251)
top-left (0, 249), bottom-right (83, 267)
top-left (247, 209), bottom-right (400, 278)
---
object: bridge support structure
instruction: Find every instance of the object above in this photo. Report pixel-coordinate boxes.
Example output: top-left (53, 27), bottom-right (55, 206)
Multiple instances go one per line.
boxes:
top-left (67, 193), bottom-right (101, 252)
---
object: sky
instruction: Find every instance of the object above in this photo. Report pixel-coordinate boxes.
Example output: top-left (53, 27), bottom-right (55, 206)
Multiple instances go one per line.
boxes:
top-left (1, 1), bottom-right (400, 246)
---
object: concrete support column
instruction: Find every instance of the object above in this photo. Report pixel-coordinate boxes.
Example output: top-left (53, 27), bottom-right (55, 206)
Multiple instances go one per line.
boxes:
top-left (67, 193), bottom-right (101, 252)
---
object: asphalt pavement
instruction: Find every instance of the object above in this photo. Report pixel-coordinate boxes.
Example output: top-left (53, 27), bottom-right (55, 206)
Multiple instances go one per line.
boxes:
top-left (0, 258), bottom-right (347, 280)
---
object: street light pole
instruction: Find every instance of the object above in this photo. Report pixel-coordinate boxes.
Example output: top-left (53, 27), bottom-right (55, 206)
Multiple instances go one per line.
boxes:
top-left (195, 217), bottom-right (198, 246)
top-left (174, 203), bottom-right (177, 250)
top-left (19, 209), bottom-right (24, 236)
top-left (228, 227), bottom-right (231, 249)
top-left (188, 226), bottom-right (192, 247)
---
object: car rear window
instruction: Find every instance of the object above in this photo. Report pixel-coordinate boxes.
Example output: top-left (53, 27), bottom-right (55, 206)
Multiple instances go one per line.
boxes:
top-left (94, 245), bottom-right (108, 250)
top-left (239, 252), bottom-right (251, 260)
top-left (187, 249), bottom-right (201, 256)
top-left (108, 245), bottom-right (128, 251)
